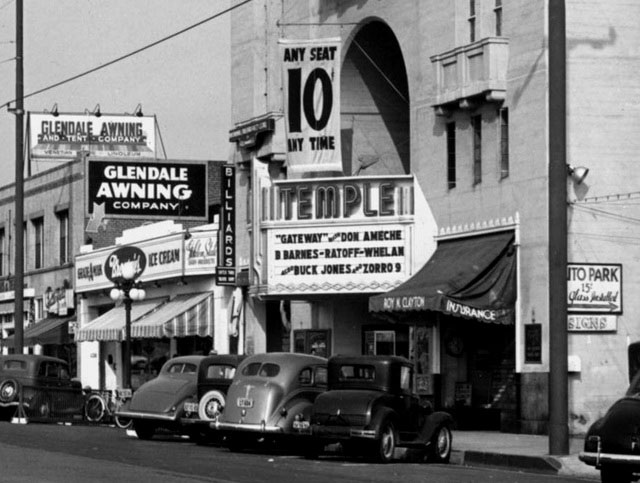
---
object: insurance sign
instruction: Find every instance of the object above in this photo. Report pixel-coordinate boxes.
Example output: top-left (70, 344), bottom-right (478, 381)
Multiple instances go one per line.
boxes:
top-left (567, 263), bottom-right (622, 314)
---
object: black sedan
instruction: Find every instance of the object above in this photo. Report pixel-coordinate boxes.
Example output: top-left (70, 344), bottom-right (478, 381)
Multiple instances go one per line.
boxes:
top-left (580, 370), bottom-right (640, 483)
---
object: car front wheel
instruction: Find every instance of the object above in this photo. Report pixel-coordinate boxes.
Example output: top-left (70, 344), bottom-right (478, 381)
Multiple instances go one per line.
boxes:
top-left (601, 465), bottom-right (632, 483)
top-left (426, 425), bottom-right (452, 463)
top-left (374, 421), bottom-right (396, 463)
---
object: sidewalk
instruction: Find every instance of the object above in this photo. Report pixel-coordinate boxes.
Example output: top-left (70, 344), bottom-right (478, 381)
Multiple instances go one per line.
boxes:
top-left (451, 430), bottom-right (600, 479)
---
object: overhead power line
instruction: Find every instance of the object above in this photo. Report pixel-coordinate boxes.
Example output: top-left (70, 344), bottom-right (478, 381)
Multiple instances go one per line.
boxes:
top-left (1, 0), bottom-right (253, 110)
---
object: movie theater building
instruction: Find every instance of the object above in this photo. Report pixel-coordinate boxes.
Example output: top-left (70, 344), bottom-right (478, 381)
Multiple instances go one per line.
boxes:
top-left (228, 1), bottom-right (640, 434)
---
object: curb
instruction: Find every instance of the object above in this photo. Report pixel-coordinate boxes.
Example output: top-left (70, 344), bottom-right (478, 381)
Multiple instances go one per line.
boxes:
top-left (453, 449), bottom-right (559, 474)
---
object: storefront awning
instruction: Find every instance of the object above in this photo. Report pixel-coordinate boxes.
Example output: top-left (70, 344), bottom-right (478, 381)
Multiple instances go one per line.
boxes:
top-left (136, 292), bottom-right (213, 339)
top-left (369, 231), bottom-right (517, 324)
top-left (4, 315), bottom-right (75, 346)
top-left (75, 298), bottom-right (167, 342)
top-left (0, 300), bottom-right (30, 315)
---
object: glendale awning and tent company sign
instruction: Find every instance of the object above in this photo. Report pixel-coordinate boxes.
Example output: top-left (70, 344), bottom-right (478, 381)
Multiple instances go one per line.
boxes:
top-left (369, 231), bottom-right (517, 324)
top-left (86, 158), bottom-right (208, 220)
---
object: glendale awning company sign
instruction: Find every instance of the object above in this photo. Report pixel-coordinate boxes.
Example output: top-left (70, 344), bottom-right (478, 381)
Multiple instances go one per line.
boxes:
top-left (86, 158), bottom-right (208, 220)
top-left (29, 112), bottom-right (156, 159)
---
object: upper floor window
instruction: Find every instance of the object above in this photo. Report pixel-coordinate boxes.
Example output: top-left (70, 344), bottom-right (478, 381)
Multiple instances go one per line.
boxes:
top-left (57, 210), bottom-right (69, 265)
top-left (494, 0), bottom-right (503, 36)
top-left (469, 0), bottom-right (477, 42)
top-left (32, 217), bottom-right (44, 269)
top-left (472, 115), bottom-right (482, 185)
top-left (447, 122), bottom-right (457, 190)
top-left (499, 108), bottom-right (509, 179)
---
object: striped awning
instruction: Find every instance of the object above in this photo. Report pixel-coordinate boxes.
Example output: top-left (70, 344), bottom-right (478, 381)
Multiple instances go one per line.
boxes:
top-left (75, 298), bottom-right (166, 342)
top-left (133, 292), bottom-right (213, 339)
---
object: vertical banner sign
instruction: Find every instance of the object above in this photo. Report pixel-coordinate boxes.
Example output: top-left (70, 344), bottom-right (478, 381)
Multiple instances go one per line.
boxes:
top-left (217, 165), bottom-right (236, 285)
top-left (279, 38), bottom-right (342, 176)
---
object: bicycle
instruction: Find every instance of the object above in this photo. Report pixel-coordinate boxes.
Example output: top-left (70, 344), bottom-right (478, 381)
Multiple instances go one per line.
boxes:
top-left (84, 388), bottom-right (133, 429)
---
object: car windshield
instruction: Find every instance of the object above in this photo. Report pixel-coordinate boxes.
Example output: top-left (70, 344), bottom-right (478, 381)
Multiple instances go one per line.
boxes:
top-left (338, 364), bottom-right (375, 381)
top-left (206, 364), bottom-right (236, 379)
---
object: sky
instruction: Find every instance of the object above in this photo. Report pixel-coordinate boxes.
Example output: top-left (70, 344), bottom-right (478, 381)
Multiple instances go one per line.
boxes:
top-left (0, 0), bottom-right (232, 187)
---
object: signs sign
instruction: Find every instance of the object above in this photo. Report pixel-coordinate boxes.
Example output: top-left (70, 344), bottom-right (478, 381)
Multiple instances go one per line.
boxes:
top-left (568, 314), bottom-right (617, 332)
top-left (279, 38), bottom-right (342, 175)
top-left (29, 112), bottom-right (156, 159)
top-left (567, 263), bottom-right (622, 313)
top-left (86, 158), bottom-right (208, 220)
top-left (217, 165), bottom-right (236, 285)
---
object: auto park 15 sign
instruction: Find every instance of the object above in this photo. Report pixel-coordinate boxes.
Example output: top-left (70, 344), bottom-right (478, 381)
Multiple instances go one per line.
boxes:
top-left (567, 263), bottom-right (622, 314)
top-left (86, 158), bottom-right (208, 220)
top-left (279, 37), bottom-right (342, 175)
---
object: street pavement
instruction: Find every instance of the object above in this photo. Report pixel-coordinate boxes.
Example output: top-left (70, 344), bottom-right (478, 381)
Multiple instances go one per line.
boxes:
top-left (451, 430), bottom-right (600, 479)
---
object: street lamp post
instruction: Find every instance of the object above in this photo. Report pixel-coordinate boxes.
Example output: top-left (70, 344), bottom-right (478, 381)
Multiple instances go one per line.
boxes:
top-left (110, 262), bottom-right (145, 390)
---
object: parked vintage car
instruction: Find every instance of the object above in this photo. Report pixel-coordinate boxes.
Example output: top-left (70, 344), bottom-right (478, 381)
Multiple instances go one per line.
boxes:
top-left (298, 355), bottom-right (454, 463)
top-left (580, 361), bottom-right (640, 482)
top-left (0, 354), bottom-right (85, 421)
top-left (116, 354), bottom-right (210, 440)
top-left (214, 352), bottom-right (327, 450)
top-left (180, 354), bottom-right (245, 443)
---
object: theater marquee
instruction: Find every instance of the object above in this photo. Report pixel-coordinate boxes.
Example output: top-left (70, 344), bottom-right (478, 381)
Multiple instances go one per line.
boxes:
top-left (86, 158), bottom-right (208, 220)
top-left (262, 175), bottom-right (424, 295)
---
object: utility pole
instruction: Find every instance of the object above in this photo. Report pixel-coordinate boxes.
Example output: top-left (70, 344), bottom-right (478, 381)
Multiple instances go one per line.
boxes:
top-left (13, 0), bottom-right (24, 353)
top-left (548, 0), bottom-right (569, 455)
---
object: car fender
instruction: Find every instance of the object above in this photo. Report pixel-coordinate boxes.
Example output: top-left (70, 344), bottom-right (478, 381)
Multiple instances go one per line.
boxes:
top-left (369, 407), bottom-right (398, 434)
top-left (276, 398), bottom-right (314, 430)
top-left (418, 411), bottom-right (454, 443)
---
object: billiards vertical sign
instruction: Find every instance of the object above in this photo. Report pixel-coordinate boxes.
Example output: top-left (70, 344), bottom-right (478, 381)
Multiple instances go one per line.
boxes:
top-left (279, 37), bottom-right (342, 175)
top-left (217, 165), bottom-right (236, 285)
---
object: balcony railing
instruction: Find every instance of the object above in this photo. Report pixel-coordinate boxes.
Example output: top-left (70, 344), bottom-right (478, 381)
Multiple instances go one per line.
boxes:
top-left (430, 37), bottom-right (509, 113)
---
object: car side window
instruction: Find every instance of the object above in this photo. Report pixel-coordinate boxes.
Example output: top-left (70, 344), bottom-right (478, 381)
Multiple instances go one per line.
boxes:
top-left (400, 365), bottom-right (411, 392)
top-left (59, 365), bottom-right (70, 380)
top-left (167, 363), bottom-right (183, 374)
top-left (339, 365), bottom-right (375, 381)
top-left (207, 364), bottom-right (236, 379)
top-left (298, 368), bottom-right (312, 385)
top-left (258, 363), bottom-right (280, 377)
top-left (183, 364), bottom-right (197, 374)
top-left (242, 362), bottom-right (261, 376)
top-left (46, 363), bottom-right (58, 378)
top-left (315, 366), bottom-right (328, 386)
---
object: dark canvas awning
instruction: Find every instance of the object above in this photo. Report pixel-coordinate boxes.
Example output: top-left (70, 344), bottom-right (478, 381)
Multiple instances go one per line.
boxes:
top-left (5, 315), bottom-right (75, 346)
top-left (369, 231), bottom-right (516, 324)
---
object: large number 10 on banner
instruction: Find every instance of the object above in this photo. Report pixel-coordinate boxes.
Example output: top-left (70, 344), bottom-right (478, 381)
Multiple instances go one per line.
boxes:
top-left (279, 38), bottom-right (342, 176)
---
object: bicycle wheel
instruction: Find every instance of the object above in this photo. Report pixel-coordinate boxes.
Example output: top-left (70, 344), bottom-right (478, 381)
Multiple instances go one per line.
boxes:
top-left (85, 394), bottom-right (106, 423)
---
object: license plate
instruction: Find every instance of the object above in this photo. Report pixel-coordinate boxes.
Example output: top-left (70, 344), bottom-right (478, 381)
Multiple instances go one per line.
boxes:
top-left (237, 397), bottom-right (253, 408)
top-left (184, 402), bottom-right (199, 413)
top-left (293, 421), bottom-right (310, 430)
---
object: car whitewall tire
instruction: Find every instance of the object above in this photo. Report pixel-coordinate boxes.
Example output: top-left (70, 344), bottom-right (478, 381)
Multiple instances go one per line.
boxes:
top-left (198, 390), bottom-right (225, 421)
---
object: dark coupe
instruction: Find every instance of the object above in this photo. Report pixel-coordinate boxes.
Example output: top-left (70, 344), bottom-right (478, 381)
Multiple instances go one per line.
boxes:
top-left (302, 355), bottom-right (454, 463)
top-left (580, 356), bottom-right (640, 483)
top-left (0, 354), bottom-right (85, 422)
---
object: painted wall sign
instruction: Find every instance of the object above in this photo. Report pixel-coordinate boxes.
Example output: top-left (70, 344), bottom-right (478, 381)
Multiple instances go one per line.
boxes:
top-left (104, 246), bottom-right (147, 283)
top-left (217, 165), bottom-right (236, 285)
top-left (568, 315), bottom-right (617, 332)
top-left (29, 112), bottom-right (156, 159)
top-left (86, 158), bottom-right (208, 220)
top-left (279, 37), bottom-right (342, 175)
top-left (567, 263), bottom-right (622, 314)
top-left (186, 231), bottom-right (218, 275)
